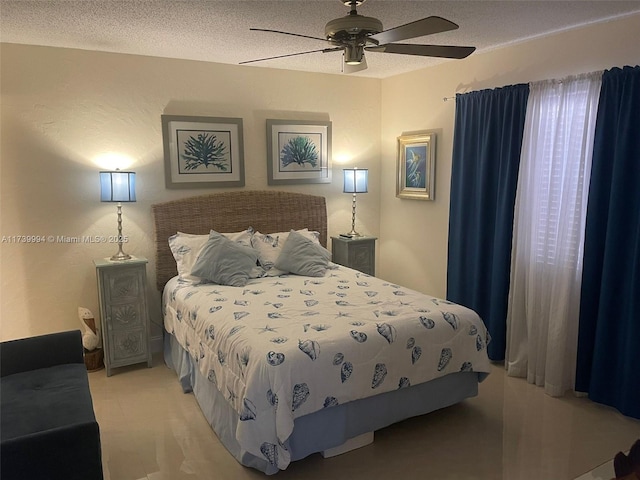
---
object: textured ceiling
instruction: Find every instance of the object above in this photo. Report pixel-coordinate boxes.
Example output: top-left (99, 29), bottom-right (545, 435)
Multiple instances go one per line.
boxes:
top-left (1, 0), bottom-right (639, 78)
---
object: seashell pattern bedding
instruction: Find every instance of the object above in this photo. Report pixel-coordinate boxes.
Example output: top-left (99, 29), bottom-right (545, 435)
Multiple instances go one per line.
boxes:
top-left (163, 265), bottom-right (491, 471)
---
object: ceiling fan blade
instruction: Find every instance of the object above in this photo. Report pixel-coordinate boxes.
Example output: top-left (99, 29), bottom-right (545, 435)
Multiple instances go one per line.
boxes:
top-left (366, 43), bottom-right (475, 59)
top-left (343, 55), bottom-right (368, 74)
top-left (240, 47), bottom-right (343, 65)
top-left (250, 28), bottom-right (328, 43)
top-left (369, 16), bottom-right (458, 45)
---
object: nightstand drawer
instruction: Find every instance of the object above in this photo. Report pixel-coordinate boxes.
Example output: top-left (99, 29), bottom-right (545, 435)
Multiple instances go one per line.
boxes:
top-left (105, 302), bottom-right (144, 329)
top-left (349, 243), bottom-right (374, 273)
top-left (331, 236), bottom-right (377, 276)
top-left (109, 328), bottom-right (148, 364)
top-left (103, 268), bottom-right (145, 304)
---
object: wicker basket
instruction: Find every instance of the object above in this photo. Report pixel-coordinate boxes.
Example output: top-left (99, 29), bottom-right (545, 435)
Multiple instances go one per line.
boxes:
top-left (84, 348), bottom-right (104, 372)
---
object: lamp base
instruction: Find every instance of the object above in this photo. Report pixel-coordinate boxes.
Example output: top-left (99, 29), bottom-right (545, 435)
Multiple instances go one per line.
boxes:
top-left (342, 230), bottom-right (363, 238)
top-left (110, 251), bottom-right (132, 261)
top-left (110, 203), bottom-right (131, 261)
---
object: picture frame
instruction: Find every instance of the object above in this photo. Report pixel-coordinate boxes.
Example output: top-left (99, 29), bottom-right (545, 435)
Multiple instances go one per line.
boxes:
top-left (266, 119), bottom-right (332, 185)
top-left (396, 132), bottom-right (436, 201)
top-left (162, 115), bottom-right (244, 189)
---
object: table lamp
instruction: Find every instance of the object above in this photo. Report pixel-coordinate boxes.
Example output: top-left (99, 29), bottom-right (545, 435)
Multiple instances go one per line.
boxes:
top-left (100, 169), bottom-right (136, 261)
top-left (343, 168), bottom-right (368, 237)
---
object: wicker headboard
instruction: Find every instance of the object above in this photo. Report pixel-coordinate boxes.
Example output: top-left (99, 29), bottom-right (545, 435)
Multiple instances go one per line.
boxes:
top-left (151, 190), bottom-right (327, 291)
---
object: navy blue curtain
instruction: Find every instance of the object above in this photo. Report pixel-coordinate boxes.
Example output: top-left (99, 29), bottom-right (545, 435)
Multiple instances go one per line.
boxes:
top-left (576, 66), bottom-right (640, 419)
top-left (447, 84), bottom-right (529, 360)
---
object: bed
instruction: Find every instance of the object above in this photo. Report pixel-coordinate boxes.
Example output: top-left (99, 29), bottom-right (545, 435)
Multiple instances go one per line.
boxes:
top-left (152, 190), bottom-right (491, 475)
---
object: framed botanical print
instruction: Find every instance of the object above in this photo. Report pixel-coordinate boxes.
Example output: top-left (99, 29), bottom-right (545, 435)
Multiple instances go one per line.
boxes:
top-left (162, 115), bottom-right (244, 188)
top-left (266, 119), bottom-right (332, 185)
top-left (396, 132), bottom-right (436, 200)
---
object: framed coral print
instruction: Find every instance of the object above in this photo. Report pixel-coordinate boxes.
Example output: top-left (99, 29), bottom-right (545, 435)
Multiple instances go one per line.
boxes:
top-left (162, 115), bottom-right (245, 189)
top-left (396, 132), bottom-right (436, 200)
top-left (266, 119), bottom-right (332, 185)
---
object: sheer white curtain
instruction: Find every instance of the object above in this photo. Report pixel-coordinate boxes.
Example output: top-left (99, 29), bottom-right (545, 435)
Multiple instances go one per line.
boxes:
top-left (505, 72), bottom-right (602, 396)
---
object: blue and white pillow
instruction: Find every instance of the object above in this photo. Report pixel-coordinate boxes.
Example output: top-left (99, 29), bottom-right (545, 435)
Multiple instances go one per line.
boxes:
top-left (251, 229), bottom-right (321, 276)
top-left (169, 228), bottom-right (258, 283)
top-left (274, 230), bottom-right (331, 277)
top-left (191, 231), bottom-right (260, 287)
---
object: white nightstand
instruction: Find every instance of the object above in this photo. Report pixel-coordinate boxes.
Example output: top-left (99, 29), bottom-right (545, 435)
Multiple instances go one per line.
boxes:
top-left (94, 256), bottom-right (152, 376)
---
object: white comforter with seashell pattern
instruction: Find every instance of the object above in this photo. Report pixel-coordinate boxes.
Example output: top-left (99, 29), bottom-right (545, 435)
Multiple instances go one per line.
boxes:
top-left (163, 265), bottom-right (491, 471)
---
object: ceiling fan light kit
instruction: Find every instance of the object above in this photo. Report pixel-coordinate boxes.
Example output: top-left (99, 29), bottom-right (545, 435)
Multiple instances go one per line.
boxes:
top-left (242, 0), bottom-right (475, 73)
top-left (344, 46), bottom-right (364, 65)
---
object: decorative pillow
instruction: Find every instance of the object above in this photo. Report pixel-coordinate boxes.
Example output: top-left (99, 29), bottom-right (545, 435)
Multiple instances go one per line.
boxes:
top-left (168, 232), bottom-right (208, 283)
top-left (190, 231), bottom-right (259, 287)
top-left (224, 228), bottom-right (254, 248)
top-left (168, 228), bottom-right (257, 282)
top-left (251, 228), bottom-right (320, 276)
top-left (275, 230), bottom-right (331, 277)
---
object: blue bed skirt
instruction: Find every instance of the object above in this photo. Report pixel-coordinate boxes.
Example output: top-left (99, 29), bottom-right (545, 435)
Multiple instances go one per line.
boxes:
top-left (165, 333), bottom-right (483, 474)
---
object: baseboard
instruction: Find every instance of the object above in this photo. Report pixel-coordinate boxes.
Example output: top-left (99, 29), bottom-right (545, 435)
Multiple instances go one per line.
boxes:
top-left (150, 335), bottom-right (163, 353)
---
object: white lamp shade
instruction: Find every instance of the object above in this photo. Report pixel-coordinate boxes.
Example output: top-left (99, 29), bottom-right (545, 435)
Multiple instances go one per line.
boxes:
top-left (100, 171), bottom-right (136, 202)
top-left (343, 168), bottom-right (368, 193)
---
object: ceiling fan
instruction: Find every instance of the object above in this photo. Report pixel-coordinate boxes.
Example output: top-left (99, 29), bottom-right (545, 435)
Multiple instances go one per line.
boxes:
top-left (240, 0), bottom-right (475, 73)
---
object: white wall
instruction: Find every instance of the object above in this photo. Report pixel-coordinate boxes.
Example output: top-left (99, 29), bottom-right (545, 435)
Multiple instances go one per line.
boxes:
top-left (378, 13), bottom-right (640, 299)
top-left (0, 45), bottom-right (381, 342)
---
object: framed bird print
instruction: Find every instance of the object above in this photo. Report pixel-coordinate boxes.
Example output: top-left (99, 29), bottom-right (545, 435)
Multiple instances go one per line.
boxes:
top-left (396, 132), bottom-right (436, 201)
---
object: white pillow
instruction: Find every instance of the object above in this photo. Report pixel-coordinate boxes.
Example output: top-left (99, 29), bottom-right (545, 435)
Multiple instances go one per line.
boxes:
top-left (251, 228), bottom-right (320, 276)
top-left (168, 232), bottom-right (208, 283)
top-left (169, 228), bottom-right (257, 282)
